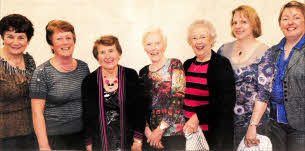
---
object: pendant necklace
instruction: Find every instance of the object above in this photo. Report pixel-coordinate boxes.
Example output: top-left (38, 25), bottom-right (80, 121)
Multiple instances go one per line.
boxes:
top-left (104, 76), bottom-right (118, 89)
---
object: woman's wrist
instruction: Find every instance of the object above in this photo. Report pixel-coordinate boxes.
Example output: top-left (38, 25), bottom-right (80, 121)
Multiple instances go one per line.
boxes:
top-left (249, 121), bottom-right (258, 127)
top-left (133, 138), bottom-right (143, 144)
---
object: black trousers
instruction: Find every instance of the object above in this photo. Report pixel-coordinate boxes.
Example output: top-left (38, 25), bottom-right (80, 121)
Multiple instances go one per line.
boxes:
top-left (47, 131), bottom-right (85, 150)
top-left (143, 135), bottom-right (186, 151)
top-left (0, 134), bottom-right (37, 151)
top-left (269, 120), bottom-right (305, 151)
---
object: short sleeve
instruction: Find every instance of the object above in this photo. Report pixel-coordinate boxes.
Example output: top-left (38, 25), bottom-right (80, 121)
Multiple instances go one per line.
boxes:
top-left (256, 49), bottom-right (274, 103)
top-left (29, 66), bottom-right (48, 100)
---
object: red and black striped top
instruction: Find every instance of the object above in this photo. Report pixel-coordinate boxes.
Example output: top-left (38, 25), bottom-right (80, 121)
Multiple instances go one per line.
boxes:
top-left (184, 60), bottom-right (210, 131)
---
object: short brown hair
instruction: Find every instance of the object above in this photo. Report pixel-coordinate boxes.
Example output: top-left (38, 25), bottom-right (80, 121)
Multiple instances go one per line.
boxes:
top-left (46, 20), bottom-right (76, 53)
top-left (231, 5), bottom-right (262, 38)
top-left (278, 1), bottom-right (305, 25)
top-left (92, 35), bottom-right (122, 60)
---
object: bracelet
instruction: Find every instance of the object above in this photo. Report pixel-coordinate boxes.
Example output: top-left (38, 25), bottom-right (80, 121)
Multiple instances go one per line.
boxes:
top-left (249, 121), bottom-right (258, 127)
top-left (134, 139), bottom-right (142, 144)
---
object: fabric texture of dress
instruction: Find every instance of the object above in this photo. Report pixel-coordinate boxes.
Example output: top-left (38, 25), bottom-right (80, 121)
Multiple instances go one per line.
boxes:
top-left (0, 53), bottom-right (36, 139)
top-left (218, 41), bottom-right (274, 149)
top-left (139, 58), bottom-right (186, 137)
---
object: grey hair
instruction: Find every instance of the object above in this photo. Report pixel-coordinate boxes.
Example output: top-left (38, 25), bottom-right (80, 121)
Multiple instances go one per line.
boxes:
top-left (187, 19), bottom-right (217, 47)
top-left (142, 27), bottom-right (167, 49)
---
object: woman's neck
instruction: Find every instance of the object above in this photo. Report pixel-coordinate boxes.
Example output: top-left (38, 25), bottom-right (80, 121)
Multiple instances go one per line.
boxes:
top-left (52, 55), bottom-right (73, 65)
top-left (102, 66), bottom-right (118, 78)
top-left (150, 56), bottom-right (168, 72)
top-left (196, 49), bottom-right (211, 62)
top-left (285, 35), bottom-right (304, 50)
top-left (0, 48), bottom-right (24, 68)
top-left (236, 37), bottom-right (257, 49)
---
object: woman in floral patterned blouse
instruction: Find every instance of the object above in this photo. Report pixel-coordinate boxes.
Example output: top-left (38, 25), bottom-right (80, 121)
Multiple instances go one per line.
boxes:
top-left (217, 5), bottom-right (274, 149)
top-left (139, 27), bottom-right (186, 150)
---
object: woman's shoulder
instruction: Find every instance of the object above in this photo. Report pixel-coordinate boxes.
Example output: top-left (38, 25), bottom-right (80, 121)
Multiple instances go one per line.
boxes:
top-left (122, 66), bottom-right (138, 77)
top-left (35, 60), bottom-right (52, 72)
top-left (82, 68), bottom-right (99, 83)
top-left (139, 65), bottom-right (149, 77)
top-left (24, 52), bottom-right (36, 72)
top-left (218, 41), bottom-right (235, 56)
top-left (169, 58), bottom-right (183, 64)
top-left (75, 59), bottom-right (89, 68)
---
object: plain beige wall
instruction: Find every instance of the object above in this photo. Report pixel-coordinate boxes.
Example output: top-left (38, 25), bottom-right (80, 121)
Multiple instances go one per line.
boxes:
top-left (0, 0), bottom-right (302, 72)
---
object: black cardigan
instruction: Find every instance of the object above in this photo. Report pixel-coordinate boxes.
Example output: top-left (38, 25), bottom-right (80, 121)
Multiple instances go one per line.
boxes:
top-left (183, 51), bottom-right (236, 151)
top-left (81, 67), bottom-right (145, 150)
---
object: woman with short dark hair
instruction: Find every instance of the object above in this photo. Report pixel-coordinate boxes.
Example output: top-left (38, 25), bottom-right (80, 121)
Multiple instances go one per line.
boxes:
top-left (0, 14), bottom-right (36, 151)
top-left (82, 35), bottom-right (145, 151)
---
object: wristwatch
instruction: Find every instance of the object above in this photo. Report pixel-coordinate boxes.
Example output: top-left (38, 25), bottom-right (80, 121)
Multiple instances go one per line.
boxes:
top-left (159, 123), bottom-right (167, 130)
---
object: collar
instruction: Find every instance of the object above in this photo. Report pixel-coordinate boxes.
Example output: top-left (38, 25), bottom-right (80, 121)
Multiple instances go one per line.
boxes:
top-left (276, 34), bottom-right (305, 51)
top-left (191, 50), bottom-right (216, 62)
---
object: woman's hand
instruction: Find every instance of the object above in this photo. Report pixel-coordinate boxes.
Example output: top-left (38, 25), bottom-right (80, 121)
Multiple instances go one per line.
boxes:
top-left (32, 99), bottom-right (51, 151)
top-left (86, 144), bottom-right (93, 151)
top-left (245, 125), bottom-right (260, 147)
top-left (39, 146), bottom-right (51, 151)
top-left (145, 126), bottom-right (152, 140)
top-left (131, 138), bottom-right (143, 151)
top-left (148, 127), bottom-right (164, 149)
top-left (183, 114), bottom-right (199, 134)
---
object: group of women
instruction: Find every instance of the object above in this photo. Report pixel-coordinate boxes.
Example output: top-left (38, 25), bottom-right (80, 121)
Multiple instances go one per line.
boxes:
top-left (0, 1), bottom-right (304, 151)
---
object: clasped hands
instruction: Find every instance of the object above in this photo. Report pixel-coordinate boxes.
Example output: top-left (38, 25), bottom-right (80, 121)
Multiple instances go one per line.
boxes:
top-left (145, 125), bottom-right (165, 149)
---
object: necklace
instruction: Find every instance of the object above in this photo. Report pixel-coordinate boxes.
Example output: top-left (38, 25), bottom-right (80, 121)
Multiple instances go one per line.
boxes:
top-left (104, 76), bottom-right (118, 88)
top-left (193, 60), bottom-right (205, 72)
top-left (60, 61), bottom-right (74, 72)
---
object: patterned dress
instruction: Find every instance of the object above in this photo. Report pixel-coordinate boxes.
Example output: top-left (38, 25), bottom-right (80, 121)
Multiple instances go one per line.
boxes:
top-left (218, 42), bottom-right (274, 148)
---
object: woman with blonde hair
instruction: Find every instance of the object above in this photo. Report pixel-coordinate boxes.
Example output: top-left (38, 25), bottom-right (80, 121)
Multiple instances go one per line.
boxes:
top-left (184, 19), bottom-right (235, 151)
top-left (218, 5), bottom-right (274, 149)
top-left (140, 27), bottom-right (186, 150)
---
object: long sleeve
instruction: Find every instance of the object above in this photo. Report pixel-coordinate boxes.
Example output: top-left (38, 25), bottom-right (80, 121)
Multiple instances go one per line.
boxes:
top-left (207, 52), bottom-right (236, 151)
top-left (81, 73), bottom-right (96, 146)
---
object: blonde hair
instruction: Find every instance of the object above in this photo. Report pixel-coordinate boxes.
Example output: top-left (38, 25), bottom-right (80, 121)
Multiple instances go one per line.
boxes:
top-left (142, 27), bottom-right (167, 49)
top-left (231, 5), bottom-right (262, 38)
top-left (187, 19), bottom-right (217, 47)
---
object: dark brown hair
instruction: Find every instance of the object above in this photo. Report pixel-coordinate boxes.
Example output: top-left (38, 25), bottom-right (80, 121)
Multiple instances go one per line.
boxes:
top-left (92, 35), bottom-right (122, 60)
top-left (0, 14), bottom-right (34, 41)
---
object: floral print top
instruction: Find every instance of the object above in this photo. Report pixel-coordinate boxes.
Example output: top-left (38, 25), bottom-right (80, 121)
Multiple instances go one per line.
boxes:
top-left (140, 58), bottom-right (186, 136)
top-left (218, 43), bottom-right (274, 127)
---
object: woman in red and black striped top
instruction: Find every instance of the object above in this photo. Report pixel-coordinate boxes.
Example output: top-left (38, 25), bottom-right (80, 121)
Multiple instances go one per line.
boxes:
top-left (183, 19), bottom-right (236, 151)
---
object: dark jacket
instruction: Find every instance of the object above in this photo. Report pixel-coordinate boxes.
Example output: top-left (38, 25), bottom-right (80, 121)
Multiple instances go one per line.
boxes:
top-left (270, 40), bottom-right (305, 131)
top-left (183, 50), bottom-right (236, 151)
top-left (81, 66), bottom-right (145, 150)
